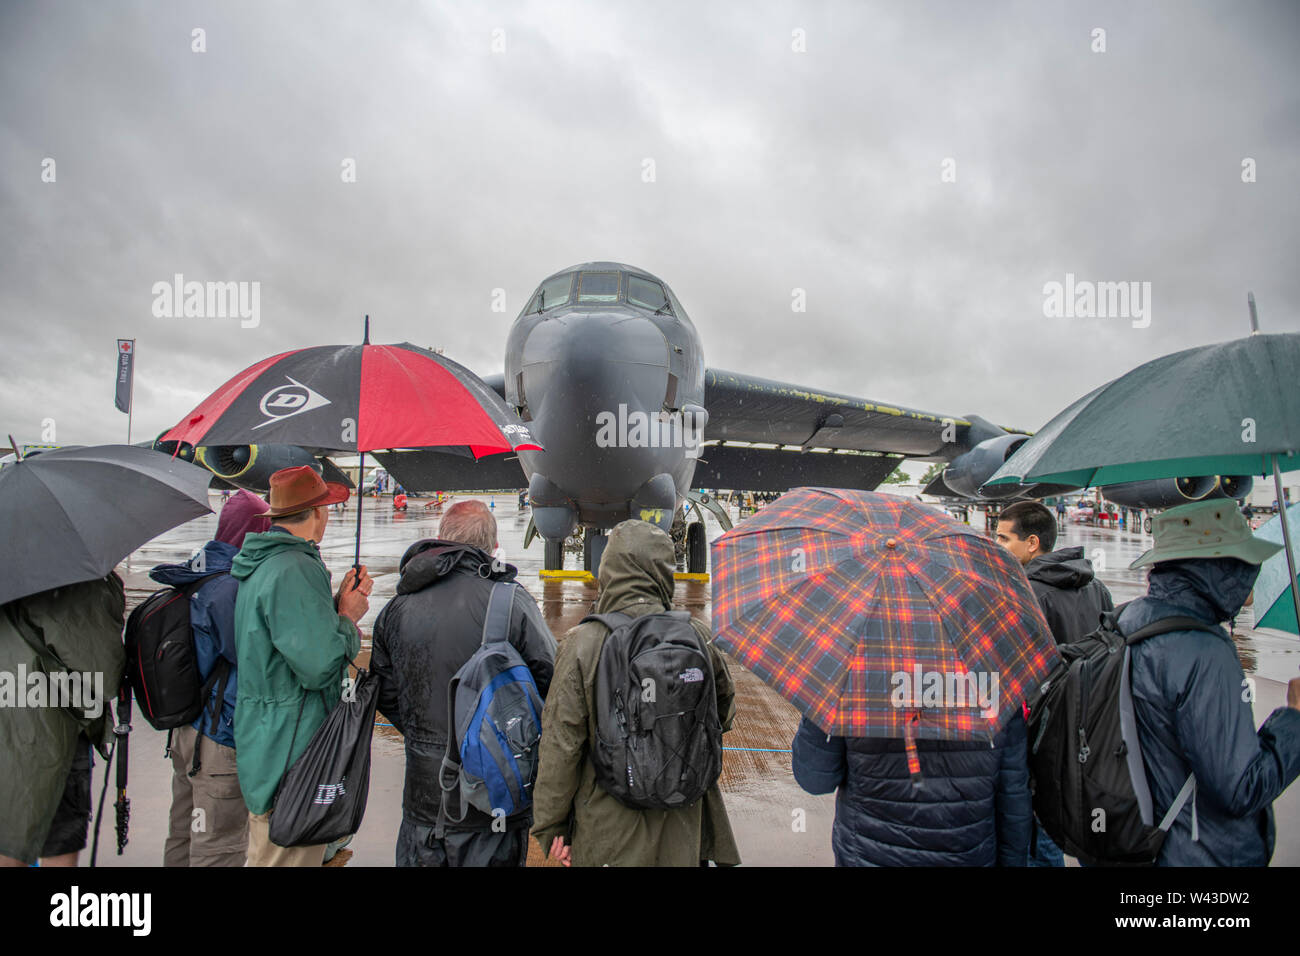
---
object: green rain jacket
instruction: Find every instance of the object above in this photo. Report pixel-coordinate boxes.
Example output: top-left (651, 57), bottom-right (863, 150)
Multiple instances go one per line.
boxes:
top-left (0, 574), bottom-right (124, 863)
top-left (232, 528), bottom-right (360, 816)
top-left (530, 520), bottom-right (741, 866)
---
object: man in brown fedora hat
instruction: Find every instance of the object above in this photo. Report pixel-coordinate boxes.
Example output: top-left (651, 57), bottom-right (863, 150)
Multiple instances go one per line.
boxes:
top-left (231, 465), bottom-right (372, 866)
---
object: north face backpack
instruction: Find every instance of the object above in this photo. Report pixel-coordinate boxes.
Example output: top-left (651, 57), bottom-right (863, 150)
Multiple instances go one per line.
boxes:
top-left (582, 609), bottom-right (723, 811)
top-left (124, 574), bottom-right (231, 755)
top-left (437, 581), bottom-right (543, 836)
top-left (1027, 604), bottom-right (1224, 866)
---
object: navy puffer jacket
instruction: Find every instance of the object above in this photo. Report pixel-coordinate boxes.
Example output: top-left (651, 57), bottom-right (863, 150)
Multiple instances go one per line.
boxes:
top-left (792, 713), bottom-right (1031, 866)
top-left (1121, 557), bottom-right (1300, 866)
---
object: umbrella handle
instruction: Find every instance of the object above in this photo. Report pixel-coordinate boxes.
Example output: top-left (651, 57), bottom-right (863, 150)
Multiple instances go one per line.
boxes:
top-left (352, 450), bottom-right (364, 589)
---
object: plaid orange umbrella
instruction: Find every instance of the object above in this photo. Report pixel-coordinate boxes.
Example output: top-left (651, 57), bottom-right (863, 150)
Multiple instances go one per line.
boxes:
top-left (710, 488), bottom-right (1059, 780)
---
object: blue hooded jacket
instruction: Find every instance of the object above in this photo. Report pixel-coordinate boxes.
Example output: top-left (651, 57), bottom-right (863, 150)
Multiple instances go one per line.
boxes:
top-left (792, 712), bottom-right (1031, 866)
top-left (149, 540), bottom-right (240, 749)
top-left (1120, 557), bottom-right (1300, 866)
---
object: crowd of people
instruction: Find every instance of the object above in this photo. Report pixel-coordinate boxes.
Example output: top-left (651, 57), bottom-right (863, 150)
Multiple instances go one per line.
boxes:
top-left (2, 474), bottom-right (1299, 868)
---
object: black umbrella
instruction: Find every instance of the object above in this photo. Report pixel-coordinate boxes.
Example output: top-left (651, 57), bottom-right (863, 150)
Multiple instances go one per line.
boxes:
top-left (0, 444), bottom-right (214, 607)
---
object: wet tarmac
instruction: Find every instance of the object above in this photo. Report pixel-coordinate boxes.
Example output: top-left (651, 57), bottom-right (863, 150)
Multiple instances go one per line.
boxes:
top-left (99, 493), bottom-right (1299, 867)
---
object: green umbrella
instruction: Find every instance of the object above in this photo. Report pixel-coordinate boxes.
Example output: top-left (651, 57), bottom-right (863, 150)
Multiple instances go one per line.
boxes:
top-left (1254, 504), bottom-right (1300, 634)
top-left (984, 332), bottom-right (1300, 632)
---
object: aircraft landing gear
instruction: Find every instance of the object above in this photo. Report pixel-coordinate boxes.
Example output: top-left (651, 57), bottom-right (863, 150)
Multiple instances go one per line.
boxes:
top-left (544, 538), bottom-right (564, 571)
top-left (686, 521), bottom-right (707, 574)
top-left (584, 530), bottom-right (608, 574)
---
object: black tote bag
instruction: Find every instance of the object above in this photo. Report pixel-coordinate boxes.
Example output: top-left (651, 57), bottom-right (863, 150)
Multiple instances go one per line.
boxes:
top-left (269, 667), bottom-right (381, 848)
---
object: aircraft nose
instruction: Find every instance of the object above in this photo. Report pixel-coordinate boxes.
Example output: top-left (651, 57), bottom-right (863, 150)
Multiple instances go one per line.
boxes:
top-left (520, 311), bottom-right (671, 413)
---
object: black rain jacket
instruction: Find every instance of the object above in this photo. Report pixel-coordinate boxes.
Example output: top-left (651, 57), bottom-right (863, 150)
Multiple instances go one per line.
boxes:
top-left (1024, 546), bottom-right (1114, 644)
top-left (370, 540), bottom-right (556, 830)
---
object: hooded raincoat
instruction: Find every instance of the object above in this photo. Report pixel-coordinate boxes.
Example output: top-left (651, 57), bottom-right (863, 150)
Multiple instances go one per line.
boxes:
top-left (371, 539), bottom-right (556, 829)
top-left (530, 520), bottom-right (741, 866)
top-left (1120, 557), bottom-right (1300, 866)
top-left (231, 528), bottom-right (360, 816)
top-left (0, 574), bottom-right (125, 862)
top-left (1024, 546), bottom-right (1114, 645)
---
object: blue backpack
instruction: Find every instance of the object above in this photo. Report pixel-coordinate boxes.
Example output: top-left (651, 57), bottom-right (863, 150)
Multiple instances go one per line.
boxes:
top-left (436, 582), bottom-right (543, 836)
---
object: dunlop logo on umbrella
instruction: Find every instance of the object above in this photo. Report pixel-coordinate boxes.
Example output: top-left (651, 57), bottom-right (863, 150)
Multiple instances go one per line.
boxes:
top-left (255, 376), bottom-right (331, 429)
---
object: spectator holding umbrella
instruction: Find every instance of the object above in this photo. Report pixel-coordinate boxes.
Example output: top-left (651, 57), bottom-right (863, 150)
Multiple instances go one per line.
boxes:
top-left (0, 443), bottom-right (214, 866)
top-left (711, 488), bottom-right (1056, 867)
top-left (1121, 500), bottom-right (1300, 866)
top-left (232, 466), bottom-right (372, 867)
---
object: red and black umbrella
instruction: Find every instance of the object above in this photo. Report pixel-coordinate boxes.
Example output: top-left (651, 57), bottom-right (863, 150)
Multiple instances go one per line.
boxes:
top-left (161, 323), bottom-right (541, 572)
top-left (162, 339), bottom-right (537, 457)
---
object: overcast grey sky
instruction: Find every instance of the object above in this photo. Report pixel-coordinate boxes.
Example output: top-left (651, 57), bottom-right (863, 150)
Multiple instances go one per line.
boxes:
top-left (2, 0), bottom-right (1297, 454)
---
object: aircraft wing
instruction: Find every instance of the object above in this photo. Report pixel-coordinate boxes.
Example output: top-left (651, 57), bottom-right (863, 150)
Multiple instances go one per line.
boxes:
top-left (704, 368), bottom-right (971, 455)
top-left (371, 448), bottom-right (527, 492)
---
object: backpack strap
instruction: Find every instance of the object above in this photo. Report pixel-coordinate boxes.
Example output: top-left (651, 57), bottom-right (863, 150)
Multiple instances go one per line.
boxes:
top-left (579, 611), bottom-right (634, 633)
top-left (436, 582), bottom-right (517, 838)
top-left (189, 657), bottom-right (232, 777)
top-left (1123, 615), bottom-right (1225, 644)
top-left (480, 581), bottom-right (516, 646)
top-left (1158, 773), bottom-right (1198, 840)
top-left (1118, 611), bottom-right (1216, 844)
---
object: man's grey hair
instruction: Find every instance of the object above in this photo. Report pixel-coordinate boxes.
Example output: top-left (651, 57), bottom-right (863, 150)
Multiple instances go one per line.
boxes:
top-left (439, 500), bottom-right (498, 553)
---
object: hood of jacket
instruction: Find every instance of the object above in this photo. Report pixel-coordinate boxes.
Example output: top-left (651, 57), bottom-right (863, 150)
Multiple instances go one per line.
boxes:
top-left (1135, 556), bottom-right (1261, 624)
top-left (1025, 546), bottom-right (1097, 591)
top-left (394, 538), bottom-right (518, 595)
top-left (230, 527), bottom-right (322, 582)
top-left (595, 520), bottom-right (675, 616)
top-left (149, 540), bottom-right (238, 588)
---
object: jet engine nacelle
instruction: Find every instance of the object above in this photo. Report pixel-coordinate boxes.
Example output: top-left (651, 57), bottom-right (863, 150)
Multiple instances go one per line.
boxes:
top-left (1203, 475), bottom-right (1254, 501)
top-left (944, 434), bottom-right (1031, 499)
top-left (1100, 476), bottom-right (1217, 510)
top-left (194, 444), bottom-right (321, 491)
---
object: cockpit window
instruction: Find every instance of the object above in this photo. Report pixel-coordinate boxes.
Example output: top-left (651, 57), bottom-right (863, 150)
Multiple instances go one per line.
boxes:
top-left (577, 272), bottom-right (620, 303)
top-left (528, 274), bottom-right (573, 314)
top-left (627, 275), bottom-right (672, 314)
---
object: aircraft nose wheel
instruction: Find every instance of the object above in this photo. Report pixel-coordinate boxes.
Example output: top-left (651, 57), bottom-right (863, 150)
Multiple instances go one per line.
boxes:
top-left (584, 531), bottom-right (608, 574)
top-left (544, 538), bottom-right (564, 571)
top-left (686, 521), bottom-right (707, 574)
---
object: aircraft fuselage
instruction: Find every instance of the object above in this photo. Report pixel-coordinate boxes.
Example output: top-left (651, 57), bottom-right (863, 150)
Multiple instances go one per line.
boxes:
top-left (504, 261), bottom-right (706, 539)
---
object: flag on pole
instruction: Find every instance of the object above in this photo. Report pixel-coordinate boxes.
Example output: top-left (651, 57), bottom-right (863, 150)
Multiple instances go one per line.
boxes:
top-left (115, 339), bottom-right (135, 413)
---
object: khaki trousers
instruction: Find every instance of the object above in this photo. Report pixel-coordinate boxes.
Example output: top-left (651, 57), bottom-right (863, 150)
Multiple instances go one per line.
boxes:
top-left (164, 725), bottom-right (249, 867)
top-left (246, 810), bottom-right (326, 867)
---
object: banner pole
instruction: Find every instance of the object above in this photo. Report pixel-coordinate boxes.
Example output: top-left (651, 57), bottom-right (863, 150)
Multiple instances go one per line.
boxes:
top-left (126, 339), bottom-right (136, 445)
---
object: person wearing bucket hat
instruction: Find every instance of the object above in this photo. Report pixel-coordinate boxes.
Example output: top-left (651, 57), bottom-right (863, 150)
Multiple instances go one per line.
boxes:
top-left (231, 466), bottom-right (372, 866)
top-left (1118, 499), bottom-right (1300, 866)
top-left (1129, 499), bottom-right (1283, 570)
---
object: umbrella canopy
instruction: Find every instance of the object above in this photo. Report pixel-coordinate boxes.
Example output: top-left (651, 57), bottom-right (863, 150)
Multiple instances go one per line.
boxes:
top-left (160, 341), bottom-right (542, 457)
top-left (985, 332), bottom-right (1300, 633)
top-left (0, 444), bottom-right (214, 607)
top-left (984, 333), bottom-right (1300, 488)
top-left (158, 337), bottom-right (542, 574)
top-left (710, 488), bottom-right (1058, 767)
top-left (1253, 503), bottom-right (1300, 634)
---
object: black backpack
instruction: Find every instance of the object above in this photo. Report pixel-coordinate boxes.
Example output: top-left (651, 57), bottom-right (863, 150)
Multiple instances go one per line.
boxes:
top-left (1027, 604), bottom-right (1222, 866)
top-left (124, 574), bottom-right (231, 771)
top-left (582, 610), bottom-right (723, 811)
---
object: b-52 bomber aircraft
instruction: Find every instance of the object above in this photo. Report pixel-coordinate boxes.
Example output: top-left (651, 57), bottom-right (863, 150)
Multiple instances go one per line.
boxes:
top-left (161, 262), bottom-right (1253, 573)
